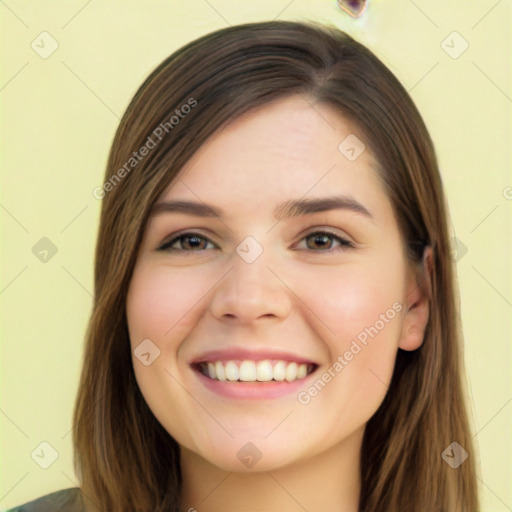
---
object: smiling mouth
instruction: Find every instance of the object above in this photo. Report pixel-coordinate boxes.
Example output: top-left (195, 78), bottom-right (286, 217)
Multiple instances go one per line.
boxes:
top-left (193, 360), bottom-right (318, 383)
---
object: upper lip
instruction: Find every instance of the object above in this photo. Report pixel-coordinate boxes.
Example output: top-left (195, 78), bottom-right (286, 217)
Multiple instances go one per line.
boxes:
top-left (190, 347), bottom-right (318, 365)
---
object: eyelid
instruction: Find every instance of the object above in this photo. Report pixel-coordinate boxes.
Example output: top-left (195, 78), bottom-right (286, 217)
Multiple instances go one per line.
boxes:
top-left (158, 229), bottom-right (219, 251)
top-left (300, 226), bottom-right (355, 245)
top-left (294, 228), bottom-right (355, 251)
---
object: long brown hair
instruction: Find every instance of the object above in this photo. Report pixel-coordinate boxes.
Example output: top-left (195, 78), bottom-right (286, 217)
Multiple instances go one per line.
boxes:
top-left (73, 20), bottom-right (479, 511)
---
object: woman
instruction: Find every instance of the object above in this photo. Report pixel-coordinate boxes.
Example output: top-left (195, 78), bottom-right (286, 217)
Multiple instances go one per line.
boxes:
top-left (9, 20), bottom-right (479, 512)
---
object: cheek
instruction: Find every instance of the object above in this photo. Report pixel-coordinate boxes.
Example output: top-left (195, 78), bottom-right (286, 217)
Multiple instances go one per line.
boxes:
top-left (125, 264), bottom-right (214, 445)
top-left (126, 264), bottom-right (212, 346)
top-left (299, 259), bottom-right (404, 343)
top-left (290, 283), bottom-right (403, 440)
top-left (294, 258), bottom-right (405, 412)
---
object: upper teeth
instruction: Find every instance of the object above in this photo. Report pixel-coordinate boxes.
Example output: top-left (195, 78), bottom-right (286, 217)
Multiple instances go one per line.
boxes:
top-left (199, 360), bottom-right (314, 382)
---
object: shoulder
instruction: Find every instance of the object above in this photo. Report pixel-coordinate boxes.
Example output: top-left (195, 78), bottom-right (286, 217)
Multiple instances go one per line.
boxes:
top-left (6, 487), bottom-right (83, 512)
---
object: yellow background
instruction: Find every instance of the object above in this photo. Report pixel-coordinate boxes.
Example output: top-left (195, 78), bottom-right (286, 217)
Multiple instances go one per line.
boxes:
top-left (1, 1), bottom-right (511, 510)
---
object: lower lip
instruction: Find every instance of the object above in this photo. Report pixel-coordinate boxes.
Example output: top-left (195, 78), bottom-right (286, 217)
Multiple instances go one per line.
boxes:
top-left (192, 366), bottom-right (317, 400)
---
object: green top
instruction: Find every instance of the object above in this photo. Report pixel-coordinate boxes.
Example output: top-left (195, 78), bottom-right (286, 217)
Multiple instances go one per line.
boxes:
top-left (6, 488), bottom-right (83, 512)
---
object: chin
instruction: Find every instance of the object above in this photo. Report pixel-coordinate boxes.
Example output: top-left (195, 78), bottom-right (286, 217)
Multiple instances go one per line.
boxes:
top-left (204, 445), bottom-right (301, 473)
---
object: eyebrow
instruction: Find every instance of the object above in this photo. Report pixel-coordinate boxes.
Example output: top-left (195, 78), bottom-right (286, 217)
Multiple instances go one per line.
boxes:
top-left (149, 195), bottom-right (373, 221)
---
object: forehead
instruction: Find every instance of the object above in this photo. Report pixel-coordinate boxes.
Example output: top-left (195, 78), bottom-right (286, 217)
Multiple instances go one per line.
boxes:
top-left (158, 95), bottom-right (384, 216)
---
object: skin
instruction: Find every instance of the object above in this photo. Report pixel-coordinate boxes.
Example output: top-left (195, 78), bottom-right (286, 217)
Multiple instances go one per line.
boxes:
top-left (126, 94), bottom-right (430, 512)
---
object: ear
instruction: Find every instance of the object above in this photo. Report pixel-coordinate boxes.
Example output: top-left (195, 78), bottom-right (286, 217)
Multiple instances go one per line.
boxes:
top-left (398, 246), bottom-right (433, 351)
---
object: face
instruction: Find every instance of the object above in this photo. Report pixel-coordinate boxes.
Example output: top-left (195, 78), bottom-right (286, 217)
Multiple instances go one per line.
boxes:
top-left (126, 94), bottom-right (426, 473)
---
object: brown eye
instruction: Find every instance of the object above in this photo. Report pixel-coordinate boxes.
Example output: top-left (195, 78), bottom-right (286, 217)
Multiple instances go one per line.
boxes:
top-left (159, 233), bottom-right (215, 252)
top-left (306, 233), bottom-right (334, 250)
top-left (301, 231), bottom-right (354, 252)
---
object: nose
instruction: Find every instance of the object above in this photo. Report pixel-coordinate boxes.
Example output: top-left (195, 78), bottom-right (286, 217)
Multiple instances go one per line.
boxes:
top-left (209, 249), bottom-right (292, 324)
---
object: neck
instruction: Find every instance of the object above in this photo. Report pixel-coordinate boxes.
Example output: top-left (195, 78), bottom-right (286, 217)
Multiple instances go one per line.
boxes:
top-left (180, 426), bottom-right (363, 512)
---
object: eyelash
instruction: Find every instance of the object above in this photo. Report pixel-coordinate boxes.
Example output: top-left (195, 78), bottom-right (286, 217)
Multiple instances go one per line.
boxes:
top-left (157, 230), bottom-right (355, 253)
